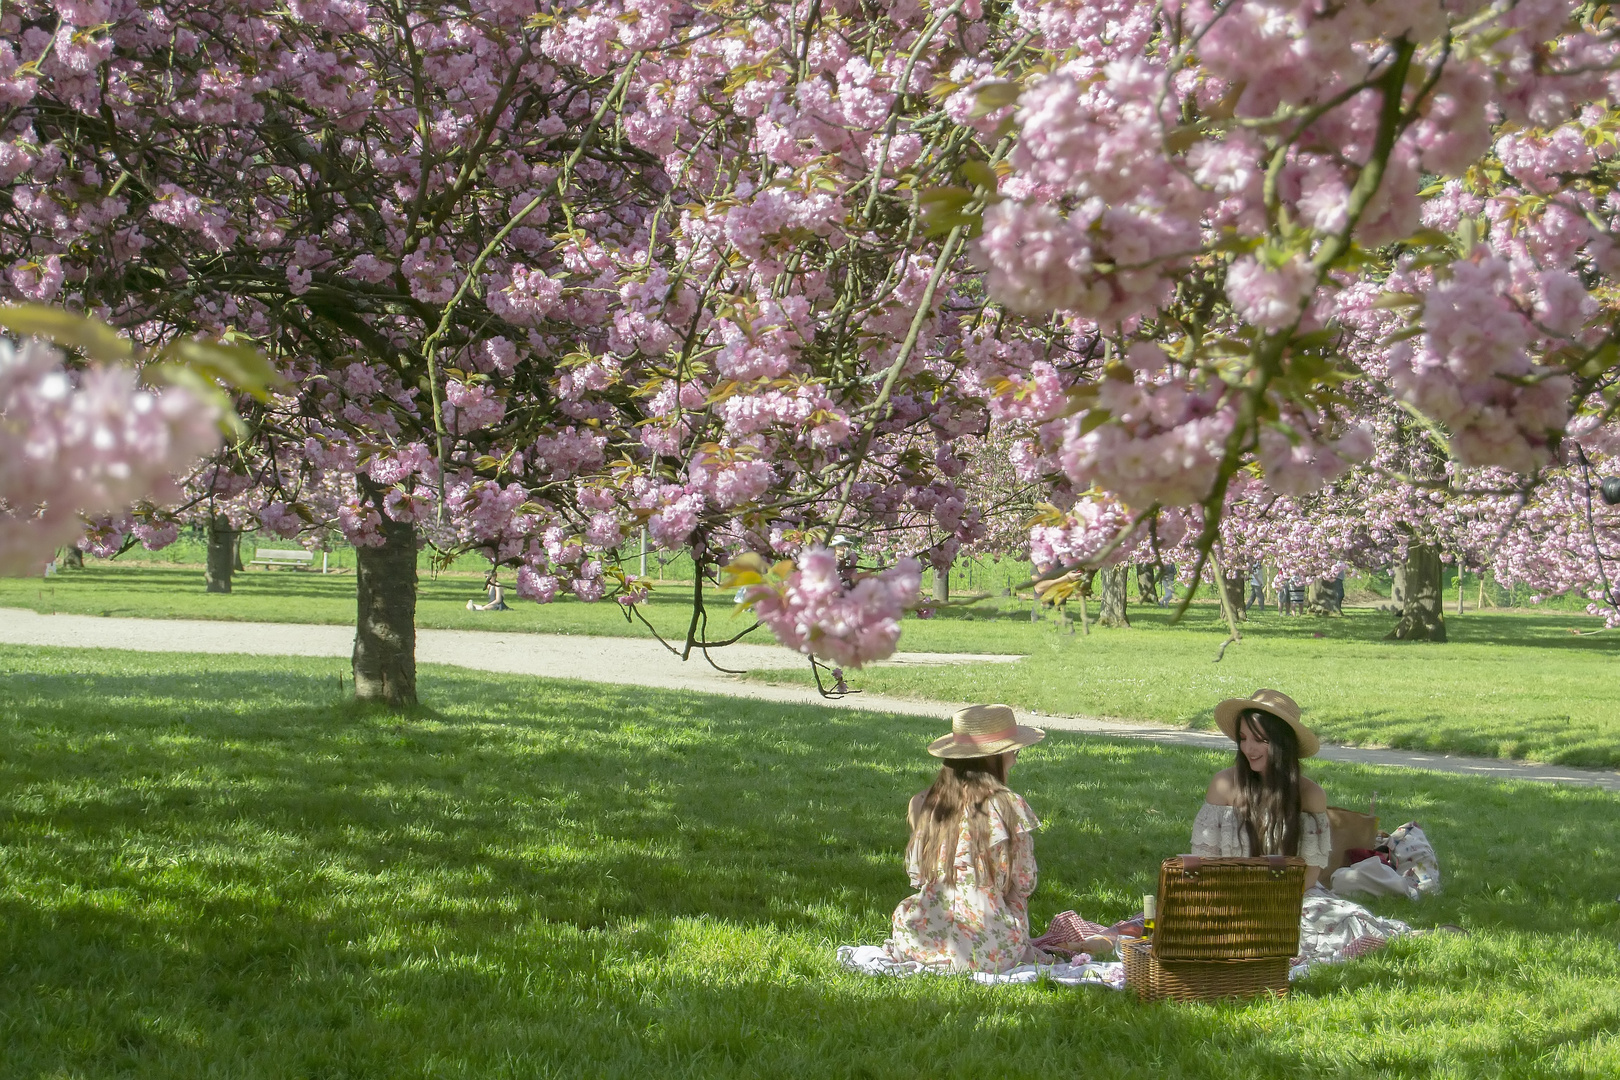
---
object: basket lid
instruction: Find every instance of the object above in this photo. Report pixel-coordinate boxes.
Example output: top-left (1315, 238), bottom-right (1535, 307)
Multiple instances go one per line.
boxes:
top-left (1151, 855), bottom-right (1306, 960)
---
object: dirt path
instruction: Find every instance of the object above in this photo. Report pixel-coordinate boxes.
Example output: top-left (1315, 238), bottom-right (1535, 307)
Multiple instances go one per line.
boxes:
top-left (2, 607), bottom-right (1616, 791)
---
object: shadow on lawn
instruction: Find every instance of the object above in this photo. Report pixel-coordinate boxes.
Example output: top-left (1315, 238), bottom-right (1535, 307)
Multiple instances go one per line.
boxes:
top-left (1, 655), bottom-right (1617, 1076)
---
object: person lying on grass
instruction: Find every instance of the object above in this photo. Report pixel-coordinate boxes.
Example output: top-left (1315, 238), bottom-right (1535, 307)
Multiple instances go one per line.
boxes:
top-left (1193, 688), bottom-right (1330, 890)
top-left (884, 704), bottom-right (1052, 973)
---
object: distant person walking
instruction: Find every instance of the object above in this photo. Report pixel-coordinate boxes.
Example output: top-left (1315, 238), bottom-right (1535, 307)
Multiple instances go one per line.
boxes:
top-left (1160, 564), bottom-right (1177, 607)
top-left (1278, 577), bottom-right (1297, 615)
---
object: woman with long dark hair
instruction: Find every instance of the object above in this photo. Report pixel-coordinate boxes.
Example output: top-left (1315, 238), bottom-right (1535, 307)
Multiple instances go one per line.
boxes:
top-left (1192, 689), bottom-right (1330, 888)
top-left (886, 704), bottom-right (1048, 972)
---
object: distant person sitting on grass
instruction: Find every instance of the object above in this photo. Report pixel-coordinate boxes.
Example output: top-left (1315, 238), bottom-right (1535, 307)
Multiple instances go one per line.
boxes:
top-left (466, 582), bottom-right (509, 611)
top-left (885, 705), bottom-right (1051, 973)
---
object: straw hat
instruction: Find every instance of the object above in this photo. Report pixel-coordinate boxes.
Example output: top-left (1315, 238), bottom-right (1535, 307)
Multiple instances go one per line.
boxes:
top-left (1214, 688), bottom-right (1320, 758)
top-left (927, 704), bottom-right (1045, 759)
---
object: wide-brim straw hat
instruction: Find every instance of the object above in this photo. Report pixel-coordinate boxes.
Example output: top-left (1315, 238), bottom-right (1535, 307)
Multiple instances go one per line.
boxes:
top-left (1214, 688), bottom-right (1320, 758)
top-left (928, 704), bottom-right (1045, 759)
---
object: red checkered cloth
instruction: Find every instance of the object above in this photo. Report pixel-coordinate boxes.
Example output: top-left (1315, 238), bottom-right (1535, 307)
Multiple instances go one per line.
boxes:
top-left (1032, 910), bottom-right (1110, 954)
top-left (1340, 933), bottom-right (1389, 961)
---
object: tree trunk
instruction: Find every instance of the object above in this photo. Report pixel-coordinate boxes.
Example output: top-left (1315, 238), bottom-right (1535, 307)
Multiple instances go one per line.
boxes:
top-left (62, 545), bottom-right (84, 570)
top-left (1305, 579), bottom-right (1342, 616)
top-left (205, 514), bottom-right (236, 594)
top-left (1387, 544), bottom-right (1447, 642)
top-left (233, 533), bottom-right (245, 572)
top-left (1098, 567), bottom-right (1130, 628)
top-left (1220, 568), bottom-right (1248, 621)
top-left (934, 562), bottom-right (950, 602)
top-left (1390, 562), bottom-right (1407, 611)
top-left (353, 488), bottom-right (418, 706)
top-left (1134, 563), bottom-right (1157, 605)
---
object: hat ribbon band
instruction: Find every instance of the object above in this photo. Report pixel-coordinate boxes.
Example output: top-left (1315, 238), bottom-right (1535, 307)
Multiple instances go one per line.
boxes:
top-left (961, 724), bottom-right (1018, 746)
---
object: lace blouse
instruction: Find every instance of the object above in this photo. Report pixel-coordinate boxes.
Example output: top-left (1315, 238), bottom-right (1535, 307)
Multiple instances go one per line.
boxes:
top-left (1190, 802), bottom-right (1331, 868)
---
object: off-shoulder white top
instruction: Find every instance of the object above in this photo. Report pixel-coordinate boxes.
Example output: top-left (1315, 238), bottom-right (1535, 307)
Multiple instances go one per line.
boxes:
top-left (1190, 802), bottom-right (1331, 868)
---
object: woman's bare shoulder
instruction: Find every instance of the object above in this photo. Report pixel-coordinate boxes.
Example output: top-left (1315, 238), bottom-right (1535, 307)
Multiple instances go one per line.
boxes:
top-left (1299, 777), bottom-right (1327, 813)
top-left (1204, 768), bottom-right (1239, 805)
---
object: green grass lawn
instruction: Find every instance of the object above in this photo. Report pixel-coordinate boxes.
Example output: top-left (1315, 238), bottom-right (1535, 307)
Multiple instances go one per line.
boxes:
top-left (748, 600), bottom-right (1620, 770)
top-left (7, 564), bottom-right (1620, 768)
top-left (0, 645), bottom-right (1616, 1078)
top-left (1, 561), bottom-right (707, 639)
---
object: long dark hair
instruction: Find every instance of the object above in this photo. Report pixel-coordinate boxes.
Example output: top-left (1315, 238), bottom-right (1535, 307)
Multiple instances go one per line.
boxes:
top-left (1233, 709), bottom-right (1302, 857)
top-left (908, 755), bottom-right (1018, 885)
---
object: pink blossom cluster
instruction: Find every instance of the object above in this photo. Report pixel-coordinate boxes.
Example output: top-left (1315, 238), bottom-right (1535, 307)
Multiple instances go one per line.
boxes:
top-left (1027, 497), bottom-right (1136, 573)
top-left (1060, 362), bottom-right (1236, 508)
top-left (443, 380), bottom-right (506, 433)
top-left (1390, 258), bottom-right (1571, 474)
top-left (743, 547), bottom-right (922, 668)
top-left (530, 429), bottom-right (607, 481)
top-left (688, 452), bottom-right (776, 508)
top-left (0, 339), bottom-right (219, 573)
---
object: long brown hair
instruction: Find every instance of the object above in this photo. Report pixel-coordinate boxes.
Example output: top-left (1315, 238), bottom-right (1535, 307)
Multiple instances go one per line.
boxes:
top-left (1233, 709), bottom-right (1302, 857)
top-left (908, 755), bottom-right (1019, 885)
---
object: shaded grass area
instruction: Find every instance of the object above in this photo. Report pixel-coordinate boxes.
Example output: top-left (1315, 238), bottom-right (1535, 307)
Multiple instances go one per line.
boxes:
top-left (1, 646), bottom-right (1617, 1078)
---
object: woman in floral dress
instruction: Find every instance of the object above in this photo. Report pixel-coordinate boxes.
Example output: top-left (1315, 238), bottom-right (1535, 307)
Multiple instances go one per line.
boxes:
top-left (885, 704), bottom-right (1049, 973)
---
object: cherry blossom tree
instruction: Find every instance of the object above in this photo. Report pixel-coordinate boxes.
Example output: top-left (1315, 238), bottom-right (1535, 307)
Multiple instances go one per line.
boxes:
top-left (9, 0), bottom-right (1620, 705)
top-left (967, 0), bottom-right (1620, 651)
top-left (2, 0), bottom-right (1034, 703)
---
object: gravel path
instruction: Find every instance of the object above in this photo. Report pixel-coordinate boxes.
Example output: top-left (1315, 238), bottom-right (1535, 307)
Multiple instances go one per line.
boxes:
top-left (3, 606), bottom-right (1616, 791)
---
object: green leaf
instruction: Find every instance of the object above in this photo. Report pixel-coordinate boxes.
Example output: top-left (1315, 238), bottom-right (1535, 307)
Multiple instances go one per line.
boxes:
top-left (1290, 328), bottom-right (1340, 350)
top-left (958, 160), bottom-right (998, 192)
top-left (158, 338), bottom-right (287, 400)
top-left (970, 81), bottom-right (1021, 117)
top-left (144, 363), bottom-right (245, 440)
top-left (0, 304), bottom-right (134, 362)
top-left (1077, 407), bottom-right (1113, 435)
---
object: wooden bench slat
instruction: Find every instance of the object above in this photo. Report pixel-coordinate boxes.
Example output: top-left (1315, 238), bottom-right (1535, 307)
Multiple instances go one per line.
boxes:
top-left (251, 549), bottom-right (316, 566)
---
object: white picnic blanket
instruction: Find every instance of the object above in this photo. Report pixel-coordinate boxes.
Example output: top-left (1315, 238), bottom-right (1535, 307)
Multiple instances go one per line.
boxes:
top-left (837, 945), bottom-right (1126, 989)
top-left (1290, 889), bottom-right (1414, 978)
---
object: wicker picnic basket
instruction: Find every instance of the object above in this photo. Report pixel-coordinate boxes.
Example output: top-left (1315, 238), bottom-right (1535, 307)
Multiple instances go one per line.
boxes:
top-left (1123, 855), bottom-right (1306, 1003)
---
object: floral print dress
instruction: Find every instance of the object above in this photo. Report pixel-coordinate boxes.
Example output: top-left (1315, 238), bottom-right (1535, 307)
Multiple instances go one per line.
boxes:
top-left (885, 792), bottom-right (1043, 973)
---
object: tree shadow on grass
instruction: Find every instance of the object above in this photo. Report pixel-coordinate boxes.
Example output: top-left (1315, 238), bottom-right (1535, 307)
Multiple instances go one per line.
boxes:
top-left (0, 654), bottom-right (1617, 1076)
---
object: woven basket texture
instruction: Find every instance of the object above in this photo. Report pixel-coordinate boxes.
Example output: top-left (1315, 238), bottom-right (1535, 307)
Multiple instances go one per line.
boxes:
top-left (1122, 940), bottom-right (1291, 1003)
top-left (1151, 856), bottom-right (1305, 960)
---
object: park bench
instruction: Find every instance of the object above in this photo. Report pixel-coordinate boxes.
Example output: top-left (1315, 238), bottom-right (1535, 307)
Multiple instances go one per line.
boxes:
top-left (250, 548), bottom-right (316, 571)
